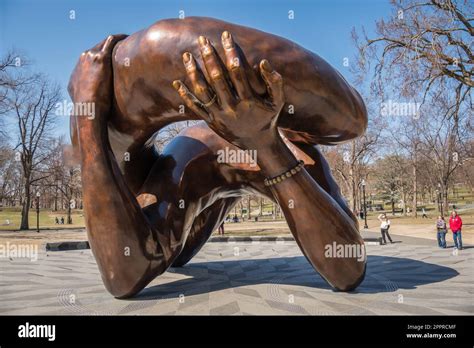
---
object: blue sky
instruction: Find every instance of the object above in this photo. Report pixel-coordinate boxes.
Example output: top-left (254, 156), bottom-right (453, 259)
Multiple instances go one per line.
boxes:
top-left (1, 0), bottom-right (393, 137)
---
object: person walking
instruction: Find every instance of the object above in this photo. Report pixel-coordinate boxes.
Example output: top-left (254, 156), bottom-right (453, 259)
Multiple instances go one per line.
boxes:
top-left (218, 221), bottom-right (225, 235)
top-left (436, 216), bottom-right (447, 248)
top-left (449, 210), bottom-right (463, 250)
top-left (378, 213), bottom-right (393, 245)
top-left (422, 208), bottom-right (428, 219)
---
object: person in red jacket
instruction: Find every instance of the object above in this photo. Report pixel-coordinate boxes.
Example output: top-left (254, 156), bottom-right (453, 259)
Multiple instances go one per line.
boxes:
top-left (449, 210), bottom-right (463, 250)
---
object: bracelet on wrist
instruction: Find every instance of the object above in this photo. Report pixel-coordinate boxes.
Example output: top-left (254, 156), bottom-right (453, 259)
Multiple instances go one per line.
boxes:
top-left (263, 160), bottom-right (304, 187)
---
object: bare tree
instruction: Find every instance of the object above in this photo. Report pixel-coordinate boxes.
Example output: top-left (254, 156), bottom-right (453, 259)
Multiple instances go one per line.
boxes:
top-left (0, 147), bottom-right (21, 206)
top-left (351, 0), bottom-right (473, 214)
top-left (44, 138), bottom-right (81, 224)
top-left (0, 51), bottom-right (34, 132)
top-left (456, 139), bottom-right (474, 190)
top-left (372, 154), bottom-right (407, 215)
top-left (9, 75), bottom-right (61, 229)
top-left (390, 116), bottom-right (424, 216)
top-left (415, 96), bottom-right (469, 212)
top-left (154, 121), bottom-right (199, 151)
top-left (323, 114), bottom-right (382, 212)
top-left (353, 0), bottom-right (473, 122)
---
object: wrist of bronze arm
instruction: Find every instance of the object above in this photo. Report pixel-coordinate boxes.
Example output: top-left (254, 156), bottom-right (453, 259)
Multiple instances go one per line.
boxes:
top-left (254, 134), bottom-right (299, 177)
top-left (264, 160), bottom-right (304, 186)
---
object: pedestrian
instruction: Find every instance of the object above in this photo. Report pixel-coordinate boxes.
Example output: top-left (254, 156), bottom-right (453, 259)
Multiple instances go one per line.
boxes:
top-left (55, 217), bottom-right (59, 224)
top-left (60, 216), bottom-right (65, 225)
top-left (436, 215), bottom-right (447, 248)
top-left (422, 208), bottom-right (428, 218)
top-left (449, 210), bottom-right (463, 250)
top-left (378, 213), bottom-right (393, 245)
top-left (218, 221), bottom-right (225, 235)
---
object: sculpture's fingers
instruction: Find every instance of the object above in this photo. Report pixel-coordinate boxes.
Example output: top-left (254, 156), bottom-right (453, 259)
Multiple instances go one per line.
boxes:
top-left (182, 52), bottom-right (216, 110)
top-left (198, 35), bottom-right (234, 108)
top-left (221, 31), bottom-right (252, 101)
top-left (259, 59), bottom-right (285, 109)
top-left (249, 63), bottom-right (268, 95)
top-left (172, 80), bottom-right (211, 122)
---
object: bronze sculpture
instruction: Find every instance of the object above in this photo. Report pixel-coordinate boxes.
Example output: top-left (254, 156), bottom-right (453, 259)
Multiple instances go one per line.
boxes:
top-left (68, 17), bottom-right (368, 298)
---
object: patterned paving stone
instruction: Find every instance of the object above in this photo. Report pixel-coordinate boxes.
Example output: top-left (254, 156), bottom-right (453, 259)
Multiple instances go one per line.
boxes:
top-left (0, 241), bottom-right (472, 315)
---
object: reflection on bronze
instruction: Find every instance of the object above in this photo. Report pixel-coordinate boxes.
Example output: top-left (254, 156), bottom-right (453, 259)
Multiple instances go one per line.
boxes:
top-left (68, 17), bottom-right (368, 298)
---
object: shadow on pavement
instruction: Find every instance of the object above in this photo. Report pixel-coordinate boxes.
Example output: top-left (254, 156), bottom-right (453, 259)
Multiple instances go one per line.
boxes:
top-left (133, 254), bottom-right (459, 300)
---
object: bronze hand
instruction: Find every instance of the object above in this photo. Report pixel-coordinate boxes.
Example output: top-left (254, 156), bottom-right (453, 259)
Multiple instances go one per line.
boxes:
top-left (173, 31), bottom-right (284, 152)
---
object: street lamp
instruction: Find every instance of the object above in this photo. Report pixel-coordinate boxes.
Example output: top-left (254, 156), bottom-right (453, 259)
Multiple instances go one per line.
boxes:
top-left (361, 179), bottom-right (368, 229)
top-left (36, 191), bottom-right (40, 233)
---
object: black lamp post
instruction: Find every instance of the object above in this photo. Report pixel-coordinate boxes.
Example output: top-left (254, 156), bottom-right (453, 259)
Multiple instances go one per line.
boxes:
top-left (361, 179), bottom-right (368, 229)
top-left (36, 191), bottom-right (40, 233)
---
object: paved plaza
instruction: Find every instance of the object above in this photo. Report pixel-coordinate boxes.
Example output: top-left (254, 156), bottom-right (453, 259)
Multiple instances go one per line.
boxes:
top-left (0, 238), bottom-right (473, 315)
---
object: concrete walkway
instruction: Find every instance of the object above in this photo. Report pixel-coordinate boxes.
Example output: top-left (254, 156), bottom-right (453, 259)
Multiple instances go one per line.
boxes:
top-left (0, 238), bottom-right (472, 315)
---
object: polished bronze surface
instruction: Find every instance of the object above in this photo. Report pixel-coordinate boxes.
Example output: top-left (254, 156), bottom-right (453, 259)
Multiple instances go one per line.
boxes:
top-left (68, 17), bottom-right (367, 298)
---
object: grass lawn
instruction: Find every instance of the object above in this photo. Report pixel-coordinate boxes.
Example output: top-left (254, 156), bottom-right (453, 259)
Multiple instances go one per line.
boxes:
top-left (0, 207), bottom-right (85, 230)
top-left (1, 203), bottom-right (472, 235)
top-left (364, 208), bottom-right (474, 233)
top-left (213, 229), bottom-right (290, 236)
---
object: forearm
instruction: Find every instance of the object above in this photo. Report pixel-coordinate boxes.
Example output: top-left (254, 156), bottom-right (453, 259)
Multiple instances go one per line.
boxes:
top-left (76, 114), bottom-right (167, 297)
top-left (256, 139), bottom-right (365, 290)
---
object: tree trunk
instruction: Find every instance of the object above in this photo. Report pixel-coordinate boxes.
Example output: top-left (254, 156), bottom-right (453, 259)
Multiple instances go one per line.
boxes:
top-left (350, 140), bottom-right (357, 212)
top-left (67, 203), bottom-right (72, 224)
top-left (54, 186), bottom-right (58, 211)
top-left (247, 195), bottom-right (251, 220)
top-left (443, 184), bottom-right (449, 216)
top-left (20, 177), bottom-right (31, 230)
top-left (412, 163), bottom-right (417, 218)
top-left (402, 191), bottom-right (407, 216)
